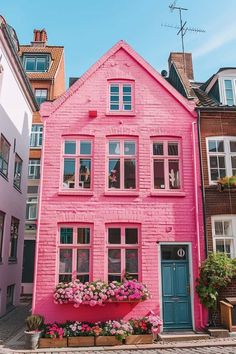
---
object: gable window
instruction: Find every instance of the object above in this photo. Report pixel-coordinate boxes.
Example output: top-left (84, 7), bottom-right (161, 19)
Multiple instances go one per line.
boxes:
top-left (107, 225), bottom-right (139, 282)
top-left (108, 139), bottom-right (136, 190)
top-left (28, 159), bottom-right (40, 179)
top-left (0, 211), bottom-right (5, 262)
top-left (35, 89), bottom-right (48, 105)
top-left (207, 137), bottom-right (236, 183)
top-left (220, 78), bottom-right (236, 106)
top-left (30, 125), bottom-right (43, 148)
top-left (23, 55), bottom-right (50, 72)
top-left (212, 216), bottom-right (236, 258)
top-left (26, 197), bottom-right (38, 220)
top-left (0, 134), bottom-right (10, 178)
top-left (13, 154), bottom-right (22, 190)
top-left (63, 139), bottom-right (92, 190)
top-left (9, 217), bottom-right (19, 261)
top-left (152, 140), bottom-right (181, 190)
top-left (109, 82), bottom-right (133, 112)
top-left (59, 225), bottom-right (91, 282)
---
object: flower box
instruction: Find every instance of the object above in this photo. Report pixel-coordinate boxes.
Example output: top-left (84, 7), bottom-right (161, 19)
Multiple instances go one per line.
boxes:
top-left (68, 336), bottom-right (95, 347)
top-left (95, 336), bottom-right (121, 346)
top-left (125, 334), bottom-right (153, 344)
top-left (38, 338), bottom-right (67, 348)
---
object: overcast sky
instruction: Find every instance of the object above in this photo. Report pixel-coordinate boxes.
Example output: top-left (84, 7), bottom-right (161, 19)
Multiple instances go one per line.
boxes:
top-left (1, 0), bottom-right (236, 87)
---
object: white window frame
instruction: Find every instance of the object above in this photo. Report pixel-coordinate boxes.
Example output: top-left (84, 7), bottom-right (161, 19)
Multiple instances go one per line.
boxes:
top-left (26, 196), bottom-right (38, 221)
top-left (30, 125), bottom-right (43, 148)
top-left (212, 215), bottom-right (236, 258)
top-left (108, 81), bottom-right (134, 113)
top-left (219, 77), bottom-right (236, 105)
top-left (28, 159), bottom-right (40, 179)
top-left (206, 136), bottom-right (236, 184)
top-left (35, 89), bottom-right (48, 105)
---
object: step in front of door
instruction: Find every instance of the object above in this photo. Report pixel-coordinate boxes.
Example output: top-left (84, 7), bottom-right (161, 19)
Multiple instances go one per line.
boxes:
top-left (158, 332), bottom-right (210, 342)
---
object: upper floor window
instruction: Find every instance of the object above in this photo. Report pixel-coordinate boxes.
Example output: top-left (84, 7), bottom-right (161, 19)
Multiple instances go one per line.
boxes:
top-left (30, 125), bottom-right (43, 148)
top-left (35, 89), bottom-right (48, 105)
top-left (23, 55), bottom-right (50, 72)
top-left (0, 211), bottom-right (5, 262)
top-left (28, 159), bottom-right (40, 179)
top-left (152, 140), bottom-right (181, 190)
top-left (13, 154), bottom-right (22, 190)
top-left (0, 134), bottom-right (10, 178)
top-left (59, 225), bottom-right (91, 283)
top-left (9, 217), bottom-right (19, 261)
top-left (108, 139), bottom-right (136, 190)
top-left (109, 82), bottom-right (133, 112)
top-left (220, 78), bottom-right (236, 106)
top-left (207, 137), bottom-right (236, 183)
top-left (107, 225), bottom-right (139, 282)
top-left (63, 139), bottom-right (92, 190)
top-left (212, 216), bottom-right (236, 258)
top-left (26, 197), bottom-right (38, 220)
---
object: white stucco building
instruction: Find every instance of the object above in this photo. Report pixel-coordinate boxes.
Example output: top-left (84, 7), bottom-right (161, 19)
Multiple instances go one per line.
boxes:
top-left (0, 16), bottom-right (37, 316)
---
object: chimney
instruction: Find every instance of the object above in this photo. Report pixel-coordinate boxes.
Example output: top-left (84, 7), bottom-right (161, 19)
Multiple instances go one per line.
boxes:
top-left (31, 29), bottom-right (47, 47)
top-left (168, 52), bottom-right (194, 81)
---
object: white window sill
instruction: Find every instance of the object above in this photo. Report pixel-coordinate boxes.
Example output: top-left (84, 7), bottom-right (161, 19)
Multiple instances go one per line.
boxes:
top-left (105, 111), bottom-right (136, 117)
top-left (58, 190), bottom-right (94, 196)
top-left (150, 191), bottom-right (186, 197)
top-left (104, 191), bottom-right (139, 196)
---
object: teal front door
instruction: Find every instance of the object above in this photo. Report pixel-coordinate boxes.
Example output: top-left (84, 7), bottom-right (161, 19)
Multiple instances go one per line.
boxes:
top-left (161, 245), bottom-right (192, 330)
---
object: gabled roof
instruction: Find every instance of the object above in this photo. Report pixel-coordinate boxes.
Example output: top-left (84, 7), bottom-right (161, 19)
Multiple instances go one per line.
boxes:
top-left (19, 45), bottom-right (64, 80)
top-left (40, 40), bottom-right (196, 118)
top-left (193, 88), bottom-right (219, 107)
top-left (168, 61), bottom-right (197, 100)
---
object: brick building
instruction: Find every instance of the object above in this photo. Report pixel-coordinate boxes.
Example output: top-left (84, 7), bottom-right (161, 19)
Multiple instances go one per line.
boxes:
top-left (33, 40), bottom-right (206, 331)
top-left (19, 29), bottom-right (65, 294)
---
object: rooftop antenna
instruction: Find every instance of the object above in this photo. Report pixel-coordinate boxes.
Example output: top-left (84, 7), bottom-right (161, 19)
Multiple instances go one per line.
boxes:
top-left (162, 1), bottom-right (205, 74)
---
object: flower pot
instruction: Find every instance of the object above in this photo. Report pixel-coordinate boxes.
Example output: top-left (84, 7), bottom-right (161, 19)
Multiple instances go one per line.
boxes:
top-left (95, 336), bottom-right (121, 346)
top-left (38, 337), bottom-right (67, 348)
top-left (68, 336), bottom-right (95, 347)
top-left (125, 334), bottom-right (153, 344)
top-left (24, 330), bottom-right (41, 349)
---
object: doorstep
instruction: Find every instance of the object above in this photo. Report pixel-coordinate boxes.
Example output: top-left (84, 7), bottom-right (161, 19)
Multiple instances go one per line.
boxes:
top-left (158, 331), bottom-right (210, 342)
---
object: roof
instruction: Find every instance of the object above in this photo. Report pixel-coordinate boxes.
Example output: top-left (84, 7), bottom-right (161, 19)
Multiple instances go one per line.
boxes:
top-left (40, 40), bottom-right (196, 118)
top-left (19, 45), bottom-right (64, 80)
top-left (193, 88), bottom-right (219, 107)
top-left (168, 61), bottom-right (197, 99)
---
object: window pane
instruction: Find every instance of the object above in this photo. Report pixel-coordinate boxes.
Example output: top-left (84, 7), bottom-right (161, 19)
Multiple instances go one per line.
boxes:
top-left (108, 249), bottom-right (121, 273)
top-left (63, 159), bottom-right (75, 188)
top-left (28, 159), bottom-right (40, 179)
top-left (211, 169), bottom-right (219, 181)
top-left (225, 80), bottom-right (234, 105)
top-left (232, 156), bottom-right (236, 175)
top-left (110, 104), bottom-right (119, 110)
top-left (76, 274), bottom-right (89, 283)
top-left (217, 141), bottom-right (224, 152)
top-left (215, 221), bottom-right (223, 235)
top-left (36, 58), bottom-right (46, 71)
top-left (77, 228), bottom-right (90, 244)
top-left (59, 249), bottom-right (72, 273)
top-left (125, 228), bottom-right (138, 244)
top-left (79, 159), bottom-right (91, 189)
top-left (123, 85), bottom-right (131, 93)
top-left (169, 160), bottom-right (180, 189)
top-left (153, 143), bottom-right (163, 155)
top-left (224, 221), bottom-right (232, 236)
top-left (109, 142), bottom-right (120, 155)
top-left (210, 156), bottom-right (218, 168)
top-left (14, 155), bottom-right (22, 189)
top-left (80, 141), bottom-right (91, 155)
top-left (208, 140), bottom-right (216, 152)
top-left (154, 160), bottom-right (165, 189)
top-left (9, 217), bottom-right (19, 259)
top-left (110, 85), bottom-right (119, 93)
top-left (65, 141), bottom-right (76, 154)
top-left (216, 239), bottom-right (225, 253)
top-left (124, 159), bottom-right (136, 189)
top-left (230, 141), bottom-right (236, 152)
top-left (35, 89), bottom-right (47, 105)
top-left (108, 275), bottom-right (121, 282)
top-left (168, 143), bottom-right (178, 156)
top-left (77, 249), bottom-right (89, 273)
top-left (108, 228), bottom-right (121, 244)
top-left (108, 159), bottom-right (120, 189)
top-left (59, 274), bottom-right (72, 282)
top-left (0, 135), bottom-right (10, 176)
top-left (60, 228), bottom-right (73, 244)
top-left (123, 95), bottom-right (131, 102)
top-left (126, 249), bottom-right (138, 273)
top-left (218, 156), bottom-right (225, 168)
top-left (124, 142), bottom-right (135, 155)
top-left (25, 58), bottom-right (35, 71)
top-left (111, 96), bottom-right (119, 102)
top-left (124, 104), bottom-right (132, 111)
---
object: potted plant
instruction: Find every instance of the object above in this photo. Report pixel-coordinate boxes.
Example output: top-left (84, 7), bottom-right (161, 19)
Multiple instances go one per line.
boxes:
top-left (39, 323), bottom-right (67, 348)
top-left (25, 314), bottom-right (44, 349)
top-left (67, 321), bottom-right (95, 347)
top-left (126, 312), bottom-right (162, 344)
top-left (217, 176), bottom-right (236, 191)
top-left (95, 320), bottom-right (132, 346)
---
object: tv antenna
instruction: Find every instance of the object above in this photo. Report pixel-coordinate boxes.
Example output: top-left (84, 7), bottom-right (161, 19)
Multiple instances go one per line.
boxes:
top-left (162, 1), bottom-right (205, 74)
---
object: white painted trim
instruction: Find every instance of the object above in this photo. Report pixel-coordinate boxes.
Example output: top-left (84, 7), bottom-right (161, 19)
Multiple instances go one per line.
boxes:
top-left (211, 215), bottom-right (236, 258)
top-left (158, 242), bottom-right (195, 331)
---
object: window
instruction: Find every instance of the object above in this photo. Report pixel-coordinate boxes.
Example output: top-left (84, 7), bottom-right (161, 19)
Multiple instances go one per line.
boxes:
top-left (23, 55), bottom-right (50, 72)
top-left (109, 82), bottom-right (133, 112)
top-left (6, 284), bottom-right (15, 310)
top-left (220, 78), bottom-right (236, 106)
top-left (0, 211), bottom-right (5, 262)
top-left (212, 216), bottom-right (236, 258)
top-left (63, 140), bottom-right (92, 190)
top-left (28, 159), bottom-right (40, 179)
top-left (108, 140), bottom-right (136, 190)
top-left (107, 226), bottom-right (139, 282)
top-left (207, 137), bottom-right (236, 183)
top-left (13, 154), bottom-right (22, 190)
top-left (35, 89), bottom-right (48, 105)
top-left (9, 217), bottom-right (19, 261)
top-left (26, 197), bottom-right (38, 220)
top-left (152, 140), bottom-right (181, 190)
top-left (30, 125), bottom-right (43, 148)
top-left (58, 226), bottom-right (91, 282)
top-left (0, 134), bottom-right (10, 177)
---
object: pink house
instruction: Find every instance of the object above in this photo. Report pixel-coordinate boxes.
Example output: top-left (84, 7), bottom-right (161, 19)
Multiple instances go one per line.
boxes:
top-left (33, 41), bottom-right (206, 331)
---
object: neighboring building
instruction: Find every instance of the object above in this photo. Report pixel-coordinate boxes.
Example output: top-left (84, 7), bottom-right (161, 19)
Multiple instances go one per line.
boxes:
top-left (33, 40), bottom-right (206, 331)
top-left (168, 55), bottom-right (236, 315)
top-left (0, 16), bottom-right (37, 316)
top-left (19, 29), bottom-right (65, 294)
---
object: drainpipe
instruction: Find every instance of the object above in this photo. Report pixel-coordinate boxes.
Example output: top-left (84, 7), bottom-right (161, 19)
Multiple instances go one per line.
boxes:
top-left (192, 120), bottom-right (204, 329)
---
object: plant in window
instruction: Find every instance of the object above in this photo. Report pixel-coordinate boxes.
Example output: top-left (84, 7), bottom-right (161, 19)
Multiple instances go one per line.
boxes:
top-left (217, 176), bottom-right (236, 191)
top-left (114, 279), bottom-right (150, 301)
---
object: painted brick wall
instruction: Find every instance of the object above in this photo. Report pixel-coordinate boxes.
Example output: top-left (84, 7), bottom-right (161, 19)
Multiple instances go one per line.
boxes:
top-left (33, 46), bottom-right (205, 328)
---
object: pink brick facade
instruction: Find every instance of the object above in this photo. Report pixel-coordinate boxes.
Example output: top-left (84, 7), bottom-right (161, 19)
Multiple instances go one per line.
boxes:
top-left (33, 41), bottom-right (206, 330)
